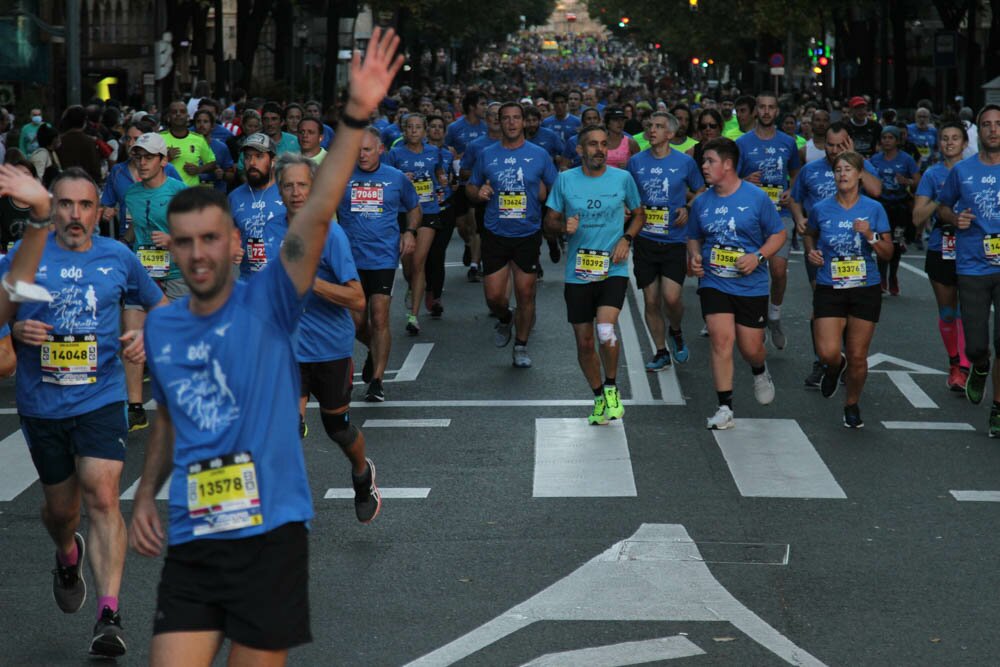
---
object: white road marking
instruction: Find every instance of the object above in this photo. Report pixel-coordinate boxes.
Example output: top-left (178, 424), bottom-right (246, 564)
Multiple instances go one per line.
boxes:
top-left (363, 419), bottom-right (451, 428)
top-left (0, 407), bottom-right (16, 414)
top-left (404, 523), bottom-right (826, 667)
top-left (0, 431), bottom-right (37, 501)
top-left (352, 343), bottom-right (434, 384)
top-left (324, 487), bottom-right (430, 499)
top-left (949, 490), bottom-right (1000, 502)
top-left (867, 353), bottom-right (945, 409)
top-left (617, 293), bottom-right (654, 403)
top-left (627, 257), bottom-right (686, 405)
top-left (712, 419), bottom-right (846, 499)
top-left (897, 257), bottom-right (928, 279)
top-left (533, 418), bottom-right (636, 497)
top-left (522, 635), bottom-right (705, 666)
top-left (120, 475), bottom-right (171, 500)
top-left (882, 421), bottom-right (975, 431)
top-left (146, 399), bottom-right (664, 411)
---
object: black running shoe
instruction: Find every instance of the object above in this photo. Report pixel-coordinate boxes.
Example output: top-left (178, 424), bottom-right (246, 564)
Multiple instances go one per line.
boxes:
top-left (430, 301), bottom-right (444, 318)
top-left (90, 606), bottom-right (127, 657)
top-left (362, 351), bottom-right (374, 384)
top-left (53, 532), bottom-right (86, 613)
top-left (821, 355), bottom-right (846, 398)
top-left (804, 361), bottom-right (824, 388)
top-left (365, 379), bottom-right (385, 402)
top-left (353, 458), bottom-right (382, 524)
top-left (843, 403), bottom-right (864, 429)
top-left (127, 404), bottom-right (148, 432)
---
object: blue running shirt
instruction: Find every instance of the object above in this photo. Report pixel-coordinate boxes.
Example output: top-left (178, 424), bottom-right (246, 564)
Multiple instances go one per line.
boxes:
top-left (627, 148), bottom-right (704, 245)
top-left (807, 195), bottom-right (890, 289)
top-left (336, 163), bottom-right (420, 270)
top-left (470, 141), bottom-right (558, 237)
top-left (385, 143), bottom-right (445, 215)
top-left (296, 223), bottom-right (360, 363)
top-left (228, 182), bottom-right (288, 278)
top-left (736, 131), bottom-right (801, 213)
top-left (936, 155), bottom-right (1000, 276)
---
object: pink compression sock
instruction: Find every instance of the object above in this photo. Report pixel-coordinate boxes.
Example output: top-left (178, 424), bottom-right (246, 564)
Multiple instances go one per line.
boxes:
top-left (955, 318), bottom-right (970, 368)
top-left (97, 596), bottom-right (118, 619)
top-left (56, 542), bottom-right (78, 567)
top-left (939, 318), bottom-right (959, 359)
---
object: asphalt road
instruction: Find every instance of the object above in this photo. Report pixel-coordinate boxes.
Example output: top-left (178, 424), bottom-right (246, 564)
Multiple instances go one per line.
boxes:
top-left (1, 238), bottom-right (998, 666)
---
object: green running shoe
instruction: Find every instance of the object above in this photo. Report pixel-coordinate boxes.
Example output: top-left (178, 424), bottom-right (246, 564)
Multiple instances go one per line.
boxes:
top-left (966, 365), bottom-right (989, 405)
top-left (588, 396), bottom-right (609, 425)
top-left (990, 406), bottom-right (1000, 439)
top-left (603, 385), bottom-right (624, 421)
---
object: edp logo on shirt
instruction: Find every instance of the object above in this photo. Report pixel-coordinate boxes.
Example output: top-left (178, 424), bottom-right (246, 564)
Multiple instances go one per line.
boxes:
top-left (60, 266), bottom-right (83, 281)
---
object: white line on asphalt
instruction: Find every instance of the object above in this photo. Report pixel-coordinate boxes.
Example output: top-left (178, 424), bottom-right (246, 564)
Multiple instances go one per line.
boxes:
top-left (0, 430), bottom-right (37, 501)
top-left (897, 257), bottom-right (928, 279)
top-left (324, 487), bottom-right (430, 499)
top-left (363, 419), bottom-right (451, 428)
top-left (884, 371), bottom-right (939, 409)
top-left (522, 635), bottom-right (705, 666)
top-left (627, 256), bottom-right (686, 405)
top-left (882, 421), bottom-right (975, 431)
top-left (120, 476), bottom-right (171, 500)
top-left (949, 490), bottom-right (1000, 502)
top-left (351, 343), bottom-right (434, 383)
top-left (404, 523), bottom-right (827, 667)
top-left (712, 419), bottom-right (847, 499)
top-left (141, 399), bottom-right (665, 412)
top-left (617, 292), bottom-right (655, 403)
top-left (533, 418), bottom-right (636, 497)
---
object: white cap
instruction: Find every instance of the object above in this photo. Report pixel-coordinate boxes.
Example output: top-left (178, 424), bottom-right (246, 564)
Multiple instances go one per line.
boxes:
top-left (131, 132), bottom-right (168, 156)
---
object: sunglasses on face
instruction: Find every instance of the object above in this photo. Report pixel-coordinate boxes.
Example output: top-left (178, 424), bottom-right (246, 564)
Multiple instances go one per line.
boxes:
top-left (699, 123), bottom-right (719, 130)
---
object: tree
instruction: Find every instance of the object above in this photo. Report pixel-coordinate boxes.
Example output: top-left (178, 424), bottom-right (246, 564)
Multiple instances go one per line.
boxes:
top-left (236, 0), bottom-right (277, 92)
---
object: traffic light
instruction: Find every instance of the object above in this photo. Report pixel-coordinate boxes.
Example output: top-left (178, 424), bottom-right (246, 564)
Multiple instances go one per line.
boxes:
top-left (618, 16), bottom-right (629, 27)
top-left (818, 56), bottom-right (829, 67)
top-left (654, 43), bottom-right (661, 49)
top-left (689, 0), bottom-right (698, 10)
top-left (691, 57), bottom-right (700, 65)
top-left (812, 66), bottom-right (823, 75)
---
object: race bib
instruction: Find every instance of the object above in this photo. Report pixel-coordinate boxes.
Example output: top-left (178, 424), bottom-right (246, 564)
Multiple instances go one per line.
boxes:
top-left (575, 248), bottom-right (611, 281)
top-left (984, 234), bottom-right (1000, 266)
top-left (763, 185), bottom-right (782, 210)
top-left (709, 244), bottom-right (745, 279)
top-left (499, 191), bottom-right (527, 219)
top-left (246, 237), bottom-right (267, 271)
top-left (350, 182), bottom-right (384, 214)
top-left (942, 229), bottom-right (956, 261)
top-left (643, 206), bottom-right (669, 235)
top-left (137, 245), bottom-right (170, 279)
top-left (413, 178), bottom-right (434, 203)
top-left (41, 334), bottom-right (97, 385)
top-left (187, 452), bottom-right (263, 537)
top-left (831, 255), bottom-right (867, 289)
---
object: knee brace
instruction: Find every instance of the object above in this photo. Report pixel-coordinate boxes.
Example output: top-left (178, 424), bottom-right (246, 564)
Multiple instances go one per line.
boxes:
top-left (939, 306), bottom-right (959, 322)
top-left (596, 322), bottom-right (617, 347)
top-left (321, 411), bottom-right (360, 449)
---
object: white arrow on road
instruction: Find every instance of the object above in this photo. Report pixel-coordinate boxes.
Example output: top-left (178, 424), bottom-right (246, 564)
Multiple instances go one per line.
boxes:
top-left (404, 523), bottom-right (826, 666)
top-left (867, 353), bottom-right (945, 409)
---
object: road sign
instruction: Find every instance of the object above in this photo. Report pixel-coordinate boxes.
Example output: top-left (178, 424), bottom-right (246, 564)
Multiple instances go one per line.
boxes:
top-left (769, 52), bottom-right (784, 68)
top-left (770, 67), bottom-right (785, 76)
top-left (868, 353), bottom-right (945, 408)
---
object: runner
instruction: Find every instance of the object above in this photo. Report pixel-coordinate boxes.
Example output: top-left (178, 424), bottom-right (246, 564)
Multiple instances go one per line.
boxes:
top-left (541, 90), bottom-right (581, 144)
top-left (277, 152), bottom-right (381, 522)
top-left (845, 96), bottom-right (881, 158)
top-left (688, 137), bottom-right (785, 430)
top-left (5, 166), bottom-right (164, 657)
top-left (386, 112), bottom-right (446, 335)
top-left (468, 102), bottom-right (557, 368)
top-left (127, 29), bottom-right (401, 664)
top-left (424, 113), bottom-right (456, 317)
top-left (907, 107), bottom-right (938, 170)
top-left (603, 107), bottom-right (639, 168)
top-left (722, 95), bottom-right (754, 140)
top-left (870, 125), bottom-right (919, 295)
top-left (626, 111), bottom-right (704, 370)
top-left (228, 133), bottom-right (287, 279)
top-left (913, 122), bottom-right (970, 391)
top-left (545, 124), bottom-right (643, 424)
top-left (803, 151), bottom-right (892, 428)
top-left (668, 104), bottom-right (698, 155)
top-left (736, 92), bottom-right (801, 350)
top-left (458, 101), bottom-right (502, 282)
top-left (446, 91), bottom-right (489, 280)
top-left (261, 101), bottom-right (301, 155)
top-left (193, 108), bottom-right (235, 192)
top-left (297, 117), bottom-right (327, 164)
top-left (160, 101), bottom-right (217, 187)
top-left (935, 105), bottom-right (1000, 435)
top-left (338, 127), bottom-right (419, 401)
top-left (802, 109), bottom-right (831, 164)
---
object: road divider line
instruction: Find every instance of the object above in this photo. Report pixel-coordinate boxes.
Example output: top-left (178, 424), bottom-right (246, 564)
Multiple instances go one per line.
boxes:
top-left (324, 487), bottom-right (430, 499)
top-left (363, 419), bottom-right (451, 428)
top-left (627, 257), bottom-right (686, 405)
top-left (617, 292), bottom-right (654, 403)
top-left (950, 490), bottom-right (1000, 502)
top-left (0, 430), bottom-right (37, 501)
top-left (712, 419), bottom-right (846, 499)
top-left (120, 475), bottom-right (172, 500)
top-left (882, 421), bottom-right (975, 431)
top-left (533, 418), bottom-right (636, 497)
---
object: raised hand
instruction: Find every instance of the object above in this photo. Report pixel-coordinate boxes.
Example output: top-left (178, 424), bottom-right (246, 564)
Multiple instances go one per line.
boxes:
top-left (0, 164), bottom-right (50, 217)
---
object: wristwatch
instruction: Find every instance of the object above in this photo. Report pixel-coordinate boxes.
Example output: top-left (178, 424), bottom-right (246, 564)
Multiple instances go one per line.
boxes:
top-left (756, 252), bottom-right (767, 265)
top-left (622, 233), bottom-right (634, 245)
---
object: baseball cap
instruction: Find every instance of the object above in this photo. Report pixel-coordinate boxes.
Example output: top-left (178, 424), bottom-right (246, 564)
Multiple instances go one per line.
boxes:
top-left (848, 96), bottom-right (867, 108)
top-left (241, 132), bottom-right (275, 154)
top-left (131, 110), bottom-right (149, 123)
top-left (520, 96), bottom-right (533, 105)
top-left (131, 132), bottom-right (168, 156)
top-left (880, 125), bottom-right (901, 139)
top-left (604, 107), bottom-right (626, 120)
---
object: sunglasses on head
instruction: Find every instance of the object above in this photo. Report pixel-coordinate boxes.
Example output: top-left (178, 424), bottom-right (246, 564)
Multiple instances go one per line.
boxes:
top-left (699, 122), bottom-right (719, 129)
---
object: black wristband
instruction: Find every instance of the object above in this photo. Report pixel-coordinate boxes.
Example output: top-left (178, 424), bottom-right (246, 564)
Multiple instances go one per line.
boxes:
top-left (340, 113), bottom-right (369, 129)
top-left (404, 228), bottom-right (417, 235)
top-left (622, 233), bottom-right (633, 245)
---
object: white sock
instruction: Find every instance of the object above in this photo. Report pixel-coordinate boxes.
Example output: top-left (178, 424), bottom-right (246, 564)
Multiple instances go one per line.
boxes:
top-left (768, 304), bottom-right (782, 321)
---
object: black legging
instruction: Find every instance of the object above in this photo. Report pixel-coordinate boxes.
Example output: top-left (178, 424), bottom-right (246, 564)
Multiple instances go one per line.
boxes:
top-left (425, 200), bottom-right (457, 300)
top-left (877, 199), bottom-right (912, 287)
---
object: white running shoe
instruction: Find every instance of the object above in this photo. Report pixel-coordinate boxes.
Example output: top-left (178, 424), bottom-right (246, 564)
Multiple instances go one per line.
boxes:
top-left (753, 369), bottom-right (776, 405)
top-left (706, 405), bottom-right (735, 430)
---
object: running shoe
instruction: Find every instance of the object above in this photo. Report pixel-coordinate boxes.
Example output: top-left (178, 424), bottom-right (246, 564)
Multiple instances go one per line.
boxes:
top-left (462, 245), bottom-right (471, 266)
top-left (821, 355), bottom-right (847, 399)
top-left (753, 370), bottom-right (776, 405)
top-left (494, 312), bottom-right (513, 348)
top-left (353, 458), bottom-right (382, 523)
top-left (669, 334), bottom-right (689, 363)
top-left (429, 300), bottom-right (444, 318)
top-left (424, 291), bottom-right (434, 314)
top-left (699, 324), bottom-right (709, 338)
top-left (588, 395), bottom-right (609, 425)
top-left (804, 360), bottom-right (824, 388)
top-left (512, 344), bottom-right (532, 368)
top-left (362, 351), bottom-right (374, 384)
top-left (991, 406), bottom-right (1000, 439)
top-left (365, 379), bottom-right (385, 403)
top-left (947, 365), bottom-right (968, 392)
top-left (90, 606), bottom-right (126, 657)
top-left (603, 385), bottom-right (624, 420)
top-left (467, 266), bottom-right (480, 283)
top-left (645, 352), bottom-right (672, 372)
top-left (406, 314), bottom-right (420, 336)
top-left (548, 238), bottom-right (561, 263)
top-left (843, 403), bottom-right (864, 429)
top-left (767, 318), bottom-right (786, 350)
top-left (706, 405), bottom-right (735, 430)
top-left (53, 532), bottom-right (86, 613)
top-left (127, 404), bottom-right (148, 432)
top-left (966, 365), bottom-right (988, 405)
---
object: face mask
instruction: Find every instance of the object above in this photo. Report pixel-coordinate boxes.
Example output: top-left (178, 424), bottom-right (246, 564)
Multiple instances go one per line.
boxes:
top-left (31, 115), bottom-right (42, 124)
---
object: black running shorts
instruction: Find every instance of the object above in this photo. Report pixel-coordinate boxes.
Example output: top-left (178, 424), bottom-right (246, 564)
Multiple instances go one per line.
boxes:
top-left (481, 229), bottom-right (541, 275)
top-left (812, 284), bottom-right (882, 322)
top-left (300, 358), bottom-right (353, 409)
top-left (698, 287), bottom-right (768, 329)
top-left (632, 237), bottom-right (687, 289)
top-left (564, 276), bottom-right (629, 324)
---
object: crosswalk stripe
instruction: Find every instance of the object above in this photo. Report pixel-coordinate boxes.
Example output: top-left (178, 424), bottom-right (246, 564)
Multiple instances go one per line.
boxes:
top-left (712, 419), bottom-right (847, 499)
top-left (950, 490), bottom-right (1000, 502)
top-left (324, 487), bottom-right (430, 499)
top-left (533, 418), bottom-right (636, 497)
top-left (362, 419), bottom-right (451, 428)
top-left (0, 430), bottom-right (37, 501)
top-left (882, 421), bottom-right (975, 431)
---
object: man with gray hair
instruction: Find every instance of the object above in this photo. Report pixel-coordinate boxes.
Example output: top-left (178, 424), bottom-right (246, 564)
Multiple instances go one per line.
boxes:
top-left (907, 107), bottom-right (938, 169)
